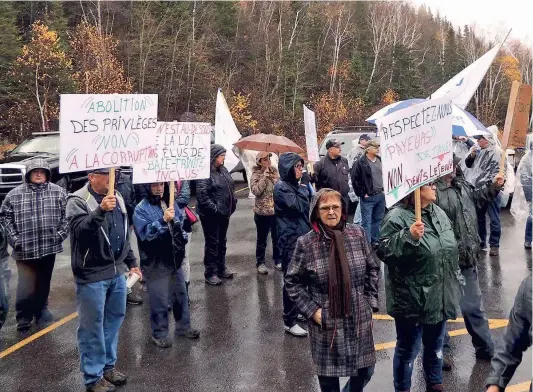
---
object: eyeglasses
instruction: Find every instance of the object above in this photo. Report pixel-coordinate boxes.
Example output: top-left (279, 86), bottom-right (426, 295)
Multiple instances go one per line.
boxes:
top-left (319, 205), bottom-right (342, 212)
top-left (294, 163), bottom-right (304, 169)
top-left (423, 182), bottom-right (436, 188)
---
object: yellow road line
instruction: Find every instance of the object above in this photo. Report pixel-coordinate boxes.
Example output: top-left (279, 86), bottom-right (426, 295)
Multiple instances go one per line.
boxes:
top-left (372, 314), bottom-right (508, 325)
top-left (0, 311), bottom-right (78, 359)
top-left (506, 381), bottom-right (532, 392)
top-left (235, 186), bottom-right (249, 194)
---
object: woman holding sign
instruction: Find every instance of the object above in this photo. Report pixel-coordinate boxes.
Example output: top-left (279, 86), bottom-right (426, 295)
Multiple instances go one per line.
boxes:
top-left (376, 183), bottom-right (463, 392)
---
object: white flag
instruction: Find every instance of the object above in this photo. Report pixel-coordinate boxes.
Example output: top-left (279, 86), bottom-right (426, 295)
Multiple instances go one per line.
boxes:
top-left (215, 89), bottom-right (241, 172)
top-left (430, 32), bottom-right (509, 109)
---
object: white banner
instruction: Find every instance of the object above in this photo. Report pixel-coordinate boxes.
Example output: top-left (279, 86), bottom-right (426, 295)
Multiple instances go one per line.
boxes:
top-left (303, 105), bottom-right (319, 162)
top-left (132, 122), bottom-right (211, 184)
top-left (377, 97), bottom-right (454, 208)
top-left (59, 94), bottom-right (158, 173)
top-left (215, 89), bottom-right (241, 172)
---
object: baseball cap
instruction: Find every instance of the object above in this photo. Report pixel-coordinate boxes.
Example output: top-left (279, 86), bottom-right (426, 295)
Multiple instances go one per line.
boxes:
top-left (90, 167), bottom-right (111, 174)
top-left (326, 139), bottom-right (344, 149)
top-left (367, 139), bottom-right (380, 148)
top-left (473, 135), bottom-right (487, 140)
top-left (359, 134), bottom-right (372, 142)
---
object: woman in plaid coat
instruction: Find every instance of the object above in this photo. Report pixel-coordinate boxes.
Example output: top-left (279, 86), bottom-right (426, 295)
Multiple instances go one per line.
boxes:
top-left (285, 188), bottom-right (380, 392)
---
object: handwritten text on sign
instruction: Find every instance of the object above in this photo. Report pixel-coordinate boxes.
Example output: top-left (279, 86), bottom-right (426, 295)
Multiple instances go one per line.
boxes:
top-left (132, 122), bottom-right (211, 184)
top-left (59, 94), bottom-right (158, 173)
top-left (377, 97), bottom-right (453, 208)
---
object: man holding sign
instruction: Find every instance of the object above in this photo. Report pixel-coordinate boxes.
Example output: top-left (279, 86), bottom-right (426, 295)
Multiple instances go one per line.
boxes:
top-left (66, 168), bottom-right (141, 392)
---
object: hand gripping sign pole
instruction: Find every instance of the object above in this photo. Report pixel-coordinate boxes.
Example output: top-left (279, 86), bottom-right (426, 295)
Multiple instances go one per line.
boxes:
top-left (499, 80), bottom-right (521, 176)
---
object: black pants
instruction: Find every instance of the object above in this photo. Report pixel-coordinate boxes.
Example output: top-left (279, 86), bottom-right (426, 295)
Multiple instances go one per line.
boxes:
top-left (200, 213), bottom-right (231, 279)
top-left (282, 248), bottom-right (298, 327)
top-left (318, 366), bottom-right (375, 392)
top-left (254, 214), bottom-right (281, 266)
top-left (15, 254), bottom-right (56, 323)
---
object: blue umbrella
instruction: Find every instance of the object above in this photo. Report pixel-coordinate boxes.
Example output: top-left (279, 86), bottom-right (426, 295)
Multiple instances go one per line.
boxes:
top-left (367, 99), bottom-right (490, 137)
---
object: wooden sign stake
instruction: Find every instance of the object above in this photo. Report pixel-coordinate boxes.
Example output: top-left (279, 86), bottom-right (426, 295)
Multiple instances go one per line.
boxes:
top-left (499, 80), bottom-right (521, 175)
top-left (107, 167), bottom-right (115, 196)
top-left (414, 188), bottom-right (422, 222)
top-left (169, 180), bottom-right (175, 208)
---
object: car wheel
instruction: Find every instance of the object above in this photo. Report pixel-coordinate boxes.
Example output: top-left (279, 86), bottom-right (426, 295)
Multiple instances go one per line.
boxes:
top-left (55, 176), bottom-right (69, 191)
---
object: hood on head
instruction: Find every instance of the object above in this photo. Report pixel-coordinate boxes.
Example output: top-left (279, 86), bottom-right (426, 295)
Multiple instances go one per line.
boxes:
top-left (24, 157), bottom-right (51, 183)
top-left (255, 151), bottom-right (272, 166)
top-left (211, 144), bottom-right (227, 164)
top-left (309, 187), bottom-right (346, 224)
top-left (143, 182), bottom-right (167, 205)
top-left (278, 152), bottom-right (303, 184)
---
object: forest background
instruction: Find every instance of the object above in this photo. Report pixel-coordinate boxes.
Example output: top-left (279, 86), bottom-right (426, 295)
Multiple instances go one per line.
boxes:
top-left (0, 1), bottom-right (530, 153)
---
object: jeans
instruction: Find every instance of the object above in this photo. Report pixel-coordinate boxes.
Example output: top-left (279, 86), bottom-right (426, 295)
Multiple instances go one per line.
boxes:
top-left (146, 268), bottom-right (191, 339)
top-left (443, 267), bottom-right (493, 356)
top-left (318, 366), bottom-right (375, 392)
top-left (254, 214), bottom-right (281, 266)
top-left (360, 193), bottom-right (386, 244)
top-left (477, 193), bottom-right (502, 248)
top-left (200, 213), bottom-right (231, 279)
top-left (15, 254), bottom-right (56, 323)
top-left (76, 274), bottom-right (127, 386)
top-left (393, 319), bottom-right (446, 391)
top-left (525, 210), bottom-right (532, 244)
top-left (282, 248), bottom-right (298, 327)
top-left (353, 201), bottom-right (362, 225)
top-left (0, 258), bottom-right (8, 330)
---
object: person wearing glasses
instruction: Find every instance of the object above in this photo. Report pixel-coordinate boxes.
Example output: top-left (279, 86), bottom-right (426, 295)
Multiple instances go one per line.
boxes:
top-left (274, 152), bottom-right (312, 337)
top-left (376, 182), bottom-right (463, 392)
top-left (352, 139), bottom-right (385, 244)
top-left (285, 188), bottom-right (380, 392)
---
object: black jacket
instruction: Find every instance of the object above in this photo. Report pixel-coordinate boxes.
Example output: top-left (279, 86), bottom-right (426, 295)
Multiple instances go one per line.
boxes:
top-left (66, 184), bottom-right (137, 284)
top-left (486, 275), bottom-right (532, 391)
top-left (274, 153), bottom-right (312, 262)
top-left (115, 171), bottom-right (136, 223)
top-left (196, 144), bottom-right (237, 217)
top-left (313, 155), bottom-right (350, 197)
top-left (351, 155), bottom-right (382, 197)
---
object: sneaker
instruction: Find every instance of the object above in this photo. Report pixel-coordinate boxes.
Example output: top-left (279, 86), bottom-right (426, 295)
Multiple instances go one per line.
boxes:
top-left (525, 242), bottom-right (532, 249)
top-left (151, 336), bottom-right (173, 348)
top-left (275, 263), bottom-right (282, 271)
top-left (35, 308), bottom-right (54, 326)
top-left (284, 324), bottom-right (308, 337)
top-left (127, 292), bottom-right (143, 305)
top-left (489, 247), bottom-right (499, 257)
top-left (103, 368), bottom-right (127, 386)
top-left (475, 350), bottom-right (493, 361)
top-left (257, 264), bottom-right (268, 275)
top-left (205, 275), bottom-right (223, 286)
top-left (220, 269), bottom-right (235, 279)
top-left (16, 319), bottom-right (32, 331)
top-left (296, 313), bottom-right (307, 322)
top-left (86, 378), bottom-right (116, 392)
top-left (176, 328), bottom-right (201, 339)
top-left (480, 244), bottom-right (489, 251)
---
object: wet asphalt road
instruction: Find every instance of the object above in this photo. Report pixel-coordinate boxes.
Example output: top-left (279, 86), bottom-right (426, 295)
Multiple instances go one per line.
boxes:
top-left (0, 177), bottom-right (531, 392)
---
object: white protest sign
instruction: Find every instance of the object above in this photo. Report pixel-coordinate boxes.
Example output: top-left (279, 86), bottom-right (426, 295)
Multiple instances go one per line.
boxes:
top-left (377, 97), bottom-right (453, 208)
top-left (59, 94), bottom-right (158, 173)
top-left (303, 105), bottom-right (319, 162)
top-left (132, 122), bottom-right (211, 184)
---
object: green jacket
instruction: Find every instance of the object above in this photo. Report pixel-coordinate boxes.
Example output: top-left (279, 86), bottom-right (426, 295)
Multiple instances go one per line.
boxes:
top-left (435, 176), bottom-right (501, 270)
top-left (376, 203), bottom-right (464, 324)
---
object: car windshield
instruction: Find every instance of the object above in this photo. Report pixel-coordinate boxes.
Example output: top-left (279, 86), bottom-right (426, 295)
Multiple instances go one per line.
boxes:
top-left (319, 132), bottom-right (377, 157)
top-left (10, 135), bottom-right (60, 154)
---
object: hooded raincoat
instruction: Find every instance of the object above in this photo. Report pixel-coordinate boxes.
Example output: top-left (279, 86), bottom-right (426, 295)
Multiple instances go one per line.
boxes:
top-left (285, 188), bottom-right (380, 377)
top-left (273, 153), bottom-right (312, 263)
top-left (0, 158), bottom-right (68, 260)
top-left (376, 203), bottom-right (463, 324)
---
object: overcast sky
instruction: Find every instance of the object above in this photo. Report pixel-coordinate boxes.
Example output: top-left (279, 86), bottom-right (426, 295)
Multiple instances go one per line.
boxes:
top-left (410, 0), bottom-right (532, 44)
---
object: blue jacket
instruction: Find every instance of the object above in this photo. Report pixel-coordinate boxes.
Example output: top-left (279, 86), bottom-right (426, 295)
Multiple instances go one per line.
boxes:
top-left (133, 192), bottom-right (188, 278)
top-left (274, 153), bottom-right (311, 262)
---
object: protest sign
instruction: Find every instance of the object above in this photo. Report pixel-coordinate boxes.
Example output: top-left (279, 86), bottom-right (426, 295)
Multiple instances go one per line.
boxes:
top-left (303, 105), bottom-right (319, 162)
top-left (132, 121), bottom-right (211, 184)
top-left (377, 96), bottom-right (453, 208)
top-left (59, 94), bottom-right (158, 173)
top-left (509, 83), bottom-right (532, 149)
